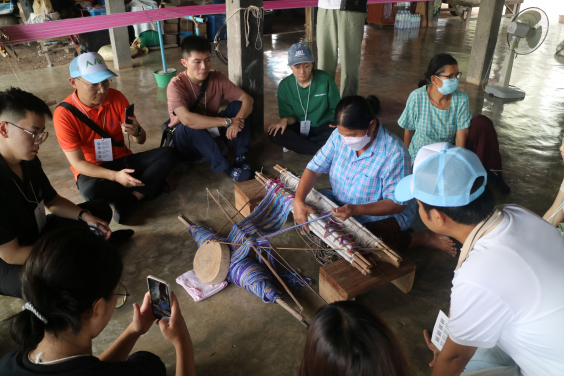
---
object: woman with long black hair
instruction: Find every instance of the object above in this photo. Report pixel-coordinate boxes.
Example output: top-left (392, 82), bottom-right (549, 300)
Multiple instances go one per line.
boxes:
top-left (0, 227), bottom-right (195, 376)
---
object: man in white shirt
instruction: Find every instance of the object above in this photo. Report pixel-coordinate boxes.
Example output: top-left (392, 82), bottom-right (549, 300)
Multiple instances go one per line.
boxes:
top-left (395, 142), bottom-right (564, 376)
top-left (316, 0), bottom-right (366, 97)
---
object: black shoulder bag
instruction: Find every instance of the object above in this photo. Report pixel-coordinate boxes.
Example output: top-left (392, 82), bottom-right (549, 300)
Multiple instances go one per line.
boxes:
top-left (160, 76), bottom-right (210, 148)
top-left (56, 102), bottom-right (125, 147)
top-left (340, 0), bottom-right (367, 12)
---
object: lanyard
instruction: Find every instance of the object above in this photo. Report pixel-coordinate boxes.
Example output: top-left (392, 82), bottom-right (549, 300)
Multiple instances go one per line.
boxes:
top-left (295, 77), bottom-right (312, 122)
top-left (187, 73), bottom-right (207, 115)
top-left (72, 93), bottom-right (107, 130)
top-left (12, 179), bottom-right (39, 204)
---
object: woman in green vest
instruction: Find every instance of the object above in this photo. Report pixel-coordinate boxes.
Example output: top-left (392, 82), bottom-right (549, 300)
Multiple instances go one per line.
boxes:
top-left (268, 43), bottom-right (341, 155)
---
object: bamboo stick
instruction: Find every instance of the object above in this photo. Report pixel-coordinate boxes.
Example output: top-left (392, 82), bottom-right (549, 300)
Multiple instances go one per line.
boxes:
top-left (206, 189), bottom-right (304, 312)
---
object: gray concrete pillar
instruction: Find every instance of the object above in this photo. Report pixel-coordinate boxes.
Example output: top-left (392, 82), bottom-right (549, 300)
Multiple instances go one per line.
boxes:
top-left (466, 0), bottom-right (505, 86)
top-left (105, 0), bottom-right (133, 70)
top-left (226, 0), bottom-right (264, 137)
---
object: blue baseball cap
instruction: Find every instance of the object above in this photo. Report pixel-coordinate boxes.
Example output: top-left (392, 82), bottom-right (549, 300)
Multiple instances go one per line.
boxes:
top-left (395, 142), bottom-right (487, 207)
top-left (69, 52), bottom-right (117, 84)
top-left (288, 43), bottom-right (314, 66)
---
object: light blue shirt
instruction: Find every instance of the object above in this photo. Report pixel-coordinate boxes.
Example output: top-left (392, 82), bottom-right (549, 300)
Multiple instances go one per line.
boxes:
top-left (307, 124), bottom-right (416, 230)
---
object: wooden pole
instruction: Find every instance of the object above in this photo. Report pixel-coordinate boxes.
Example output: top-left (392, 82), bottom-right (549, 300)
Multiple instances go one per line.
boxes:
top-left (226, 0), bottom-right (264, 138)
top-left (304, 7), bottom-right (315, 43)
top-left (106, 0), bottom-right (133, 70)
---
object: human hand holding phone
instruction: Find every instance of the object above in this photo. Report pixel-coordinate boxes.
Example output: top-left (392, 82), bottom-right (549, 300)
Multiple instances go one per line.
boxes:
top-left (158, 292), bottom-right (191, 347)
top-left (131, 292), bottom-right (156, 335)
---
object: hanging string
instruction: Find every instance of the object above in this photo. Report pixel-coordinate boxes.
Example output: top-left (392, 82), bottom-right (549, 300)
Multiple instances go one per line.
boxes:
top-left (225, 5), bottom-right (264, 50)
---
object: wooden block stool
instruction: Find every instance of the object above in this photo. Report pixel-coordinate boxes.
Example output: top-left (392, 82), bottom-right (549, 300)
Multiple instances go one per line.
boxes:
top-left (234, 179), bottom-right (266, 217)
top-left (319, 257), bottom-right (416, 303)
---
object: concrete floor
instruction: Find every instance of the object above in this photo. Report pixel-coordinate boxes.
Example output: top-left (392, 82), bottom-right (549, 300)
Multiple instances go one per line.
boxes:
top-left (1, 4), bottom-right (564, 375)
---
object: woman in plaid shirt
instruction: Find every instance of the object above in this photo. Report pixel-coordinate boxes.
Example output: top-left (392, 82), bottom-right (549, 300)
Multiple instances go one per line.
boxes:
top-left (293, 95), bottom-right (457, 254)
top-left (398, 53), bottom-right (510, 194)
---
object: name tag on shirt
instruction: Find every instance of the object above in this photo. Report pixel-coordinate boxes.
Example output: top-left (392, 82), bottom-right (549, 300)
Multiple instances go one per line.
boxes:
top-left (431, 310), bottom-right (450, 351)
top-left (207, 127), bottom-right (221, 138)
top-left (300, 121), bottom-right (311, 137)
top-left (35, 200), bottom-right (46, 233)
top-left (95, 138), bottom-right (113, 162)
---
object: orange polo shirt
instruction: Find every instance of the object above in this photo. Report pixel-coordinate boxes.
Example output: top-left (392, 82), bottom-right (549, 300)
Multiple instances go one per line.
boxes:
top-left (53, 89), bottom-right (131, 181)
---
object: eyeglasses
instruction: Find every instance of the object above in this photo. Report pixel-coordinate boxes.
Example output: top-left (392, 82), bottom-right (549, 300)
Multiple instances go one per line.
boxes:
top-left (436, 72), bottom-right (462, 81)
top-left (4, 121), bottom-right (49, 144)
top-left (77, 78), bottom-right (112, 92)
top-left (111, 284), bottom-right (130, 309)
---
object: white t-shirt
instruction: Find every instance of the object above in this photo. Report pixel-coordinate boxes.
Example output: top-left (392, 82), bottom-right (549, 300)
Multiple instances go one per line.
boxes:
top-left (449, 205), bottom-right (564, 376)
top-left (318, 0), bottom-right (341, 10)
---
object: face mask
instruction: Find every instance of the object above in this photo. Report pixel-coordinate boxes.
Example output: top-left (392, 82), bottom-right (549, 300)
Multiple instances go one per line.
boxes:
top-left (436, 76), bottom-right (459, 95)
top-left (342, 129), bottom-right (372, 151)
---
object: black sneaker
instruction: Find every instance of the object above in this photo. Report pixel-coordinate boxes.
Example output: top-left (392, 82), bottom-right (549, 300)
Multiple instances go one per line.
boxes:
top-left (107, 229), bottom-right (135, 246)
top-left (224, 165), bottom-right (253, 182)
top-left (113, 195), bottom-right (139, 224)
top-left (235, 155), bottom-right (252, 170)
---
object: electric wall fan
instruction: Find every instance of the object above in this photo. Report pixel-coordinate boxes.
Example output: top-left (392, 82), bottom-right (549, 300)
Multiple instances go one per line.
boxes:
top-left (485, 7), bottom-right (549, 99)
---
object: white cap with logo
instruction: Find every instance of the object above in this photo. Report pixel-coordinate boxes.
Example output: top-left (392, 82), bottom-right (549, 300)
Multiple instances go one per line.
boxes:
top-left (69, 52), bottom-right (117, 84)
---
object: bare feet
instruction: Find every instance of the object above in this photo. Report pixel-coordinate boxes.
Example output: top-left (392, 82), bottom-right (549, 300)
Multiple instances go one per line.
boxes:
top-left (410, 229), bottom-right (458, 257)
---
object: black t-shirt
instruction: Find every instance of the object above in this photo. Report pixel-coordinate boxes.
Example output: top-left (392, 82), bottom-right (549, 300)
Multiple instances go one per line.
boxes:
top-left (0, 350), bottom-right (165, 376)
top-left (0, 155), bottom-right (57, 246)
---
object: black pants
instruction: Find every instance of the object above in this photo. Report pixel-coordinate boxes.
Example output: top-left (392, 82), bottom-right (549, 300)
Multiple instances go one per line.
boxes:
top-left (173, 101), bottom-right (251, 173)
top-left (269, 122), bottom-right (334, 155)
top-left (0, 200), bottom-right (112, 298)
top-left (77, 147), bottom-right (176, 202)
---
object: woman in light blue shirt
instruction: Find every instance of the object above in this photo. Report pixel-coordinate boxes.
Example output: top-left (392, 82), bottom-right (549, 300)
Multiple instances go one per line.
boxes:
top-left (399, 53), bottom-right (510, 194)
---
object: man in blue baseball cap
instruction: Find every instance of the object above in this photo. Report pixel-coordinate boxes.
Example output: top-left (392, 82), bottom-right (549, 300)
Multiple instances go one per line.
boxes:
top-left (54, 52), bottom-right (176, 224)
top-left (268, 43), bottom-right (340, 155)
top-left (395, 142), bottom-right (564, 376)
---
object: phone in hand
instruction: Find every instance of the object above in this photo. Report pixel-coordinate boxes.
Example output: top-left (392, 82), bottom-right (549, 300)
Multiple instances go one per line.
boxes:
top-left (124, 104), bottom-right (135, 124)
top-left (147, 275), bottom-right (171, 320)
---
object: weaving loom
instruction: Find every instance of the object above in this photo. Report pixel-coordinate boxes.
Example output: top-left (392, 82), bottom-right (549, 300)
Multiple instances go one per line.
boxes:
top-left (255, 165), bottom-right (403, 274)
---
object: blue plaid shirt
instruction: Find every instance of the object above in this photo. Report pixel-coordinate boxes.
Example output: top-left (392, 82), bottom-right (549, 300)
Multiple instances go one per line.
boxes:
top-left (306, 124), bottom-right (416, 231)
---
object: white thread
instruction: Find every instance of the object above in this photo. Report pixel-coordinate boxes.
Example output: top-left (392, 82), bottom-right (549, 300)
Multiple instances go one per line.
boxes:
top-left (225, 5), bottom-right (264, 50)
top-left (22, 302), bottom-right (48, 324)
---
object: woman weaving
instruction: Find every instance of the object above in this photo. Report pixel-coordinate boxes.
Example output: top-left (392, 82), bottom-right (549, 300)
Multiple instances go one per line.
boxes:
top-left (293, 95), bottom-right (456, 254)
top-left (399, 53), bottom-right (510, 194)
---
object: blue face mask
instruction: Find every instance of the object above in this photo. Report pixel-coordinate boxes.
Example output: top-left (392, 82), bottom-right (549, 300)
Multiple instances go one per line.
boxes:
top-left (436, 76), bottom-right (459, 95)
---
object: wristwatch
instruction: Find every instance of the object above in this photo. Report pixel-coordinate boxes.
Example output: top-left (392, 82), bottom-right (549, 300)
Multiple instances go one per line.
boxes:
top-left (135, 125), bottom-right (143, 137)
top-left (78, 209), bottom-right (91, 222)
top-left (224, 118), bottom-right (232, 127)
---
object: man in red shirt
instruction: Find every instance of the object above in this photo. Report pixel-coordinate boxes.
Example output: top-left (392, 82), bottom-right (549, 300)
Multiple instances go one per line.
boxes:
top-left (54, 53), bottom-right (176, 224)
top-left (167, 36), bottom-right (255, 182)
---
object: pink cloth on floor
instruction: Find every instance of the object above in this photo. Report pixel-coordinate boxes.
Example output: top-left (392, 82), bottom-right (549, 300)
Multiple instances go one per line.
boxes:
top-left (176, 270), bottom-right (228, 302)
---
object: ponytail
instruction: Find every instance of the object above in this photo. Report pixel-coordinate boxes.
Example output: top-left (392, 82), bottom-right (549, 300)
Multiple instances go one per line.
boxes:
top-left (418, 53), bottom-right (458, 87)
top-left (6, 227), bottom-right (123, 353)
top-left (334, 95), bottom-right (381, 131)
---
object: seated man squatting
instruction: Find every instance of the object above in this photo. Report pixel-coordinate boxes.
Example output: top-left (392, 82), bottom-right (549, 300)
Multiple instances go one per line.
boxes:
top-left (53, 53), bottom-right (176, 224)
top-left (0, 88), bottom-right (132, 299)
top-left (167, 35), bottom-right (256, 182)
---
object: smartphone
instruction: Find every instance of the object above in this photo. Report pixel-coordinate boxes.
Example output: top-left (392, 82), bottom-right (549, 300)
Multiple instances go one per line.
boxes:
top-left (147, 275), bottom-right (171, 320)
top-left (124, 104), bottom-right (134, 124)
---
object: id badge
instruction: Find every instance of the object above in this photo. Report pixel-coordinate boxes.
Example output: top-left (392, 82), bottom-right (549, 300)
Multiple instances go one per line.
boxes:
top-left (300, 121), bottom-right (311, 137)
top-left (95, 138), bottom-right (113, 162)
top-left (207, 127), bottom-right (221, 138)
top-left (34, 200), bottom-right (46, 232)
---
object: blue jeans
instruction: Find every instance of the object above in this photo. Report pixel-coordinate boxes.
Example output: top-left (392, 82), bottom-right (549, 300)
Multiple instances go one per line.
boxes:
top-left (173, 101), bottom-right (251, 173)
top-left (462, 346), bottom-right (521, 376)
